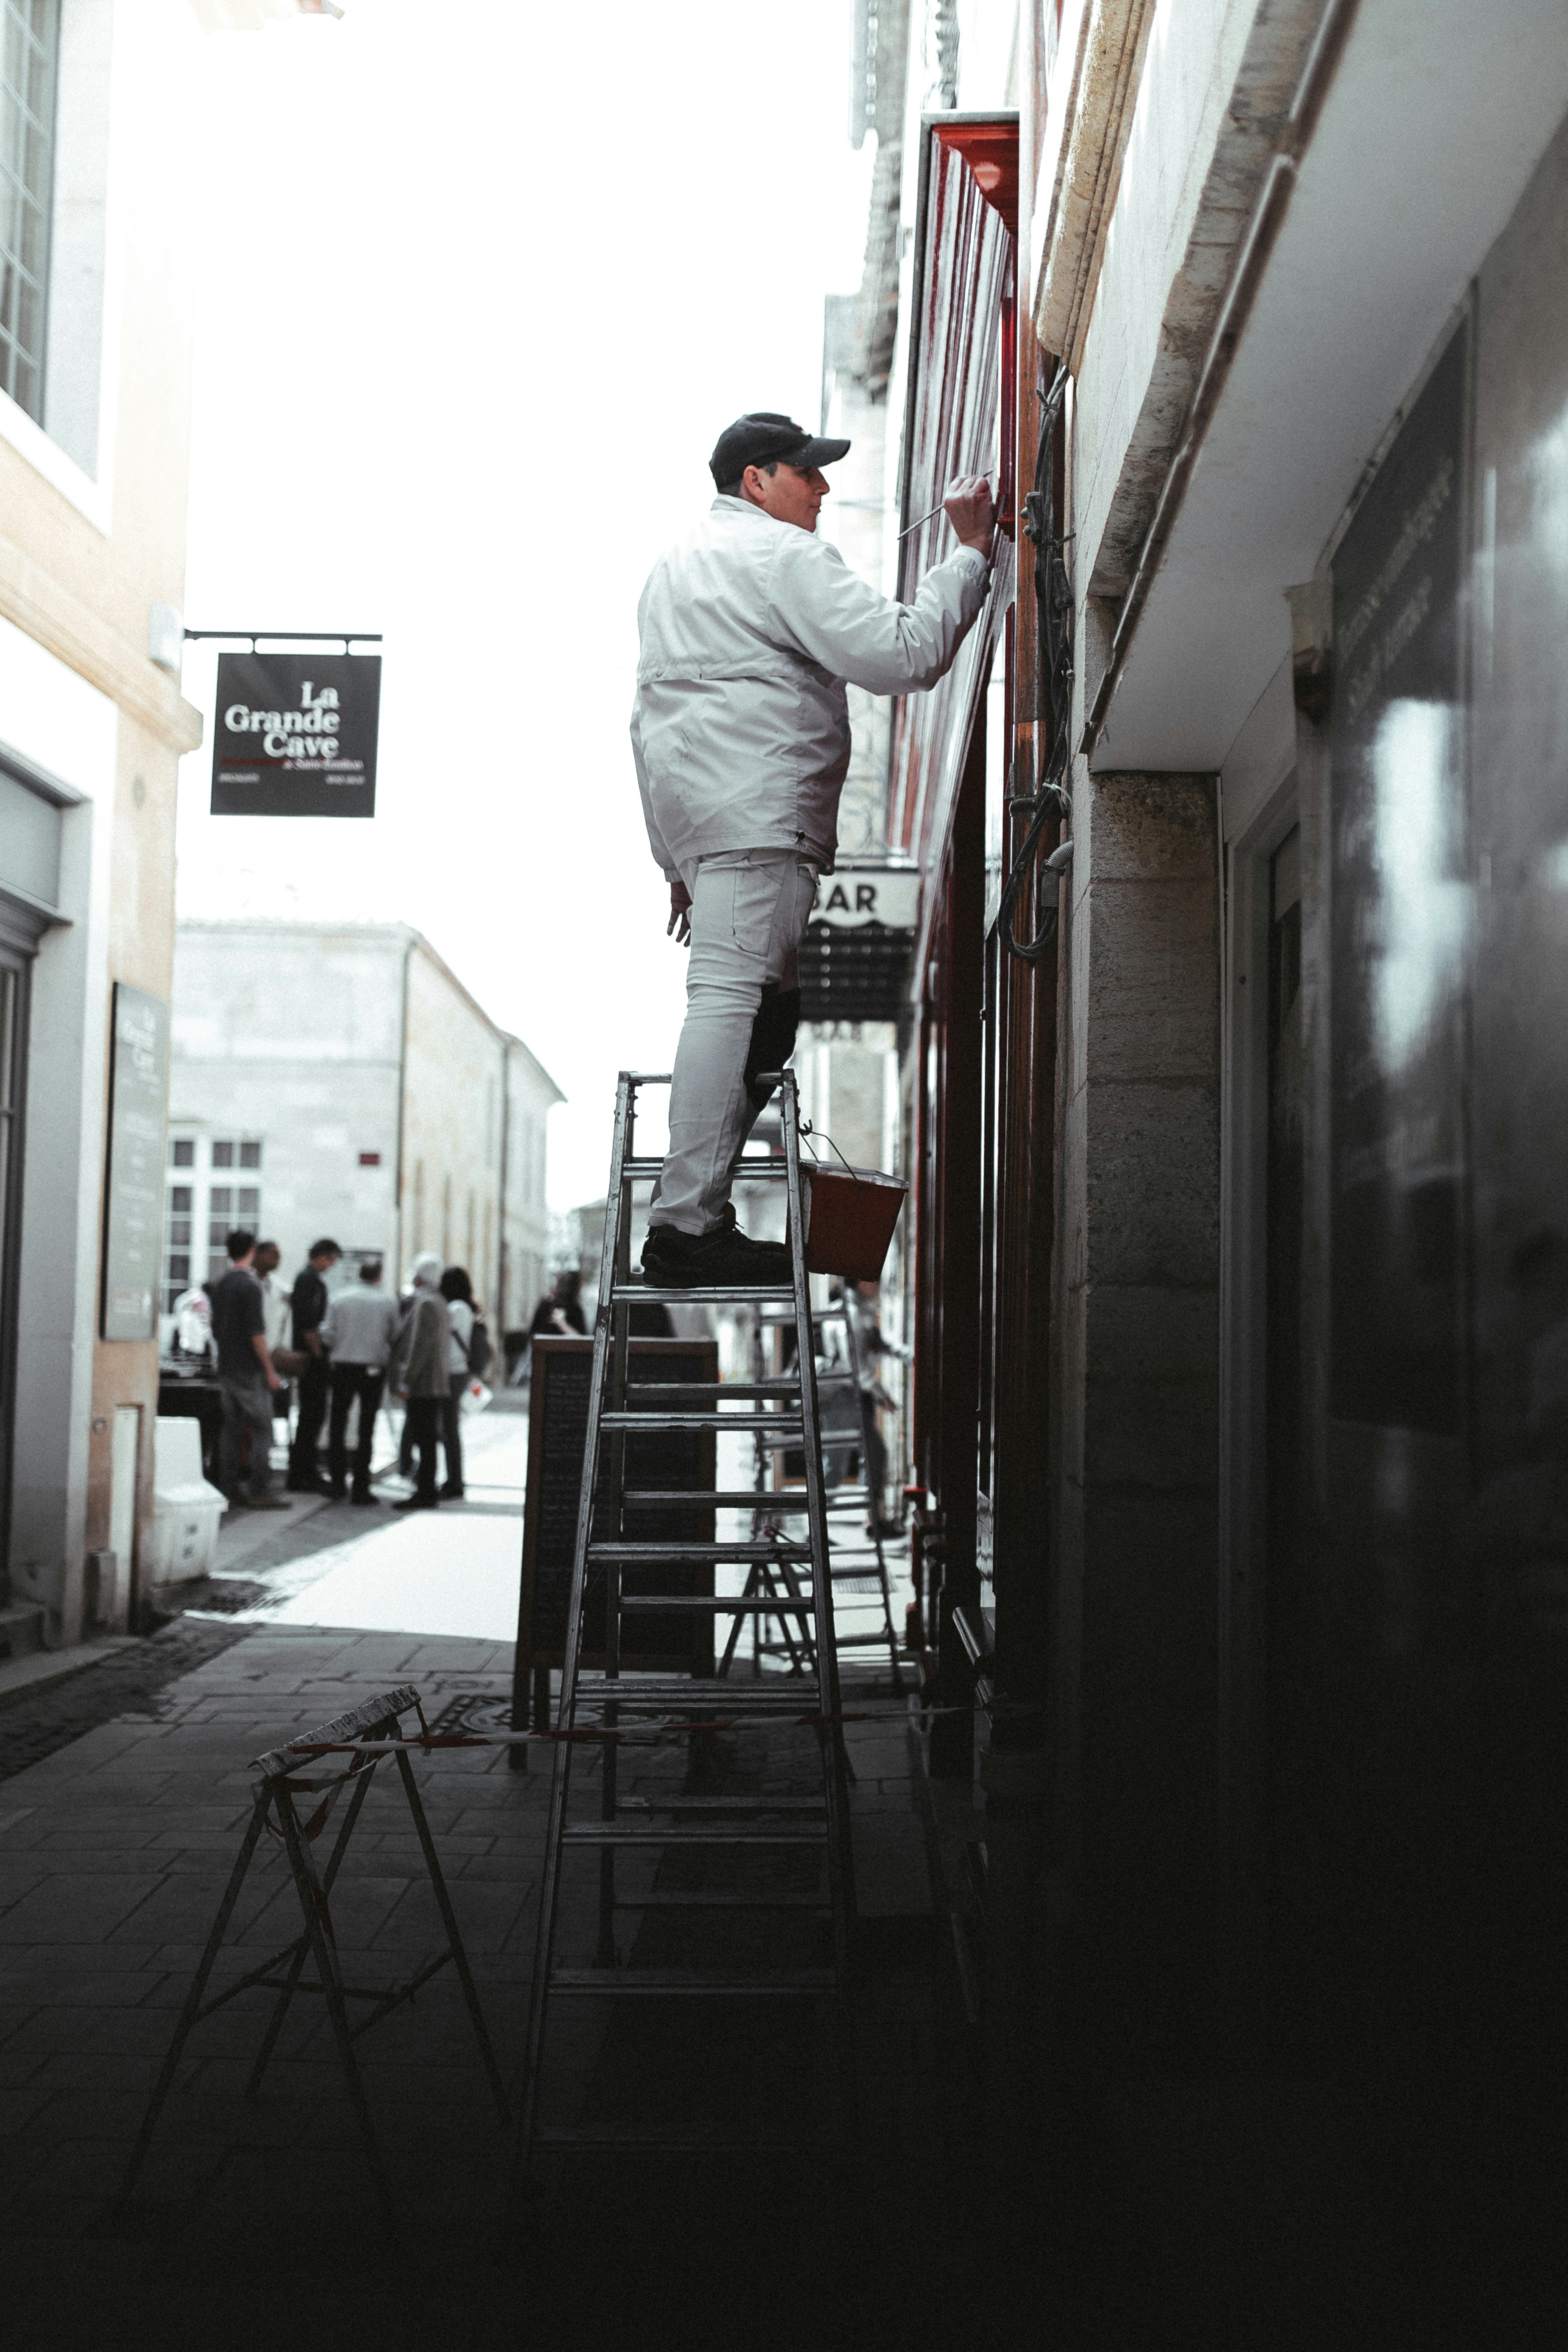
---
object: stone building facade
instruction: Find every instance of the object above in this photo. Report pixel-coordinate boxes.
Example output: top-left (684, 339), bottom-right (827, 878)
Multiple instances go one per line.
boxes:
top-left (168, 919), bottom-right (560, 1344)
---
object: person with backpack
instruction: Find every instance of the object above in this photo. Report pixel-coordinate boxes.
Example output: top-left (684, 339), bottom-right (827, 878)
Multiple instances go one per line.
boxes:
top-left (437, 1265), bottom-right (490, 1500)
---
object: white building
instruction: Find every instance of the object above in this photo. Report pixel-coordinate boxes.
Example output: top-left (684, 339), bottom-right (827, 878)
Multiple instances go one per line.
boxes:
top-left (0, 3), bottom-right (320, 1656)
top-left (168, 919), bottom-right (561, 1338)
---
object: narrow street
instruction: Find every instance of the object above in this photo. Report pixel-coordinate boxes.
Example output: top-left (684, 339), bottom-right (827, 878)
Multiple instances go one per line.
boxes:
top-left (0, 1406), bottom-right (986, 2349)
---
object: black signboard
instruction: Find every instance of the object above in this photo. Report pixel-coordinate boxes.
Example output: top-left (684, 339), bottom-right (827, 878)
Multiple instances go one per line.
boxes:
top-left (511, 1338), bottom-right (718, 1727)
top-left (798, 865), bottom-right (920, 1022)
top-left (102, 983), bottom-right (169, 1340)
top-left (210, 651), bottom-right (380, 818)
top-left (1328, 317), bottom-right (1469, 1429)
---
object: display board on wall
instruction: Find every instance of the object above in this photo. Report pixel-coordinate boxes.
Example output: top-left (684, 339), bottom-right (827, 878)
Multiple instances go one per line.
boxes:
top-left (210, 651), bottom-right (381, 818)
top-left (511, 1337), bottom-right (717, 1730)
top-left (101, 983), bottom-right (169, 1341)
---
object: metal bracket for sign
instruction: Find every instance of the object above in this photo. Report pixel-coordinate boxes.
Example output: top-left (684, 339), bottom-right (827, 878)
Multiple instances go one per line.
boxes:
top-left (183, 629), bottom-right (383, 652)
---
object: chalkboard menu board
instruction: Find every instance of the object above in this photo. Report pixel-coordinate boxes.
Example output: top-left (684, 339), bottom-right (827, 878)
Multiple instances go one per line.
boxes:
top-left (1329, 316), bottom-right (1469, 1431)
top-left (513, 1338), bottom-right (718, 1707)
top-left (101, 983), bottom-right (169, 1341)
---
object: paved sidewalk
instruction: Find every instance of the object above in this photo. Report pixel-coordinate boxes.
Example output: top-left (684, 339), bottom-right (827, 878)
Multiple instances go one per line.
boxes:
top-left (0, 1621), bottom-right (978, 2350)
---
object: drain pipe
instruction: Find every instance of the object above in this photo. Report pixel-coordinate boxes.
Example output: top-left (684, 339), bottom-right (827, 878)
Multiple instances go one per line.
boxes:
top-left (1081, 0), bottom-right (1362, 753)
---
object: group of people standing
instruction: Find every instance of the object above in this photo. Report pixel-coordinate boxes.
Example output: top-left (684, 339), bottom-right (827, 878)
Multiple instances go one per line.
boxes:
top-left (205, 1233), bottom-right (490, 1512)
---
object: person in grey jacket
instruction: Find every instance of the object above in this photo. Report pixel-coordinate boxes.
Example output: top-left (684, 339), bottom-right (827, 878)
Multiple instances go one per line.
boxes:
top-left (632, 410), bottom-right (993, 1287)
top-left (320, 1257), bottom-right (400, 1505)
top-left (389, 1253), bottom-right (451, 1511)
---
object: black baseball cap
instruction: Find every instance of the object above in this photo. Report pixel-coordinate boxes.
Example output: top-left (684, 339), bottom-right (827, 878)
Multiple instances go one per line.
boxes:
top-left (710, 411), bottom-right (851, 489)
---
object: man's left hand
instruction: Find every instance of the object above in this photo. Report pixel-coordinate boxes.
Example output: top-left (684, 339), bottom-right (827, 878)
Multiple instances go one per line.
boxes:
top-left (668, 880), bottom-right (692, 946)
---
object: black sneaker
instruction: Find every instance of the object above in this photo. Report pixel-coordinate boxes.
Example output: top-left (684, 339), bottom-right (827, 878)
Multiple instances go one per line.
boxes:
top-left (642, 1215), bottom-right (791, 1291)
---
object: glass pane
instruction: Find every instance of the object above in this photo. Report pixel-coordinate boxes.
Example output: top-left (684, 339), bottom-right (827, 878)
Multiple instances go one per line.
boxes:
top-left (209, 1186), bottom-right (231, 1213)
top-left (171, 1139), bottom-right (194, 1167)
top-left (237, 1188), bottom-right (259, 1216)
top-left (168, 1219), bottom-right (190, 1246)
top-left (239, 1141), bottom-right (261, 1169)
top-left (207, 1253), bottom-right (227, 1284)
top-left (168, 1184), bottom-right (192, 1211)
top-left (0, 258), bottom-right (12, 333)
top-left (167, 1253), bottom-right (189, 1285)
top-left (12, 349), bottom-right (33, 417)
top-left (211, 1141), bottom-right (234, 1167)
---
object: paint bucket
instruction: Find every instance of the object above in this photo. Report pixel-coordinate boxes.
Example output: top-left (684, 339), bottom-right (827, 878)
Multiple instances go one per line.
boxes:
top-left (803, 1162), bottom-right (907, 1281)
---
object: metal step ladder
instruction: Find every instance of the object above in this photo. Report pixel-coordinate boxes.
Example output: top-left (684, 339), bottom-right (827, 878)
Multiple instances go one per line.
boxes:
top-left (722, 1296), bottom-right (905, 1691)
top-left (514, 1068), bottom-right (855, 2167)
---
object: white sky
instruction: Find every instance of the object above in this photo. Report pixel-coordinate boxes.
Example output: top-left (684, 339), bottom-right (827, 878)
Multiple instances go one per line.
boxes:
top-left (175, 0), bottom-right (874, 1208)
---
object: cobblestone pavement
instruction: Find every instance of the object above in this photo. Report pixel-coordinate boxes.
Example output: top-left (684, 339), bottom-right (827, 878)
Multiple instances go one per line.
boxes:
top-left (0, 1622), bottom-right (253, 1785)
top-left (0, 1623), bottom-right (983, 2351)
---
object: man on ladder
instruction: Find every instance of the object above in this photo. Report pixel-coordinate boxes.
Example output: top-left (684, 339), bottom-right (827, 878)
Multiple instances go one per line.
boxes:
top-left (633, 410), bottom-right (994, 1288)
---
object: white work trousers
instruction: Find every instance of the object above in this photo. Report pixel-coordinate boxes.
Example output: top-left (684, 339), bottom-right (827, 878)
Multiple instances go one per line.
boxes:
top-left (651, 848), bottom-right (818, 1236)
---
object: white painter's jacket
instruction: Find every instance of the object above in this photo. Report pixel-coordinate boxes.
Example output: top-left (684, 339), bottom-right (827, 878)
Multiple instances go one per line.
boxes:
top-left (631, 495), bottom-right (990, 884)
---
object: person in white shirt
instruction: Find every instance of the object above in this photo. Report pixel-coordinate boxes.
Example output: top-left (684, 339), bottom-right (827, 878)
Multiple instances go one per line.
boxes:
top-left (319, 1257), bottom-right (401, 1504)
top-left (632, 410), bottom-right (993, 1287)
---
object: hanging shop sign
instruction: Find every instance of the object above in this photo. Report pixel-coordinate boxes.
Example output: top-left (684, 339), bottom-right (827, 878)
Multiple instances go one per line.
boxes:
top-left (210, 650), bottom-right (381, 818)
top-left (101, 982), bottom-right (169, 1341)
top-left (798, 864), bottom-right (921, 1023)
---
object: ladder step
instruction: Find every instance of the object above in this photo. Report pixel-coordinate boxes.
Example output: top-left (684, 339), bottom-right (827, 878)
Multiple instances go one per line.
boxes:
top-left (562, 1826), bottom-right (828, 1847)
top-left (623, 1490), bottom-right (813, 1509)
top-left (613, 1892), bottom-right (827, 1910)
top-left (624, 1797), bottom-right (825, 1815)
top-left (600, 1411), bottom-right (803, 1433)
top-left (621, 1157), bottom-right (788, 1182)
top-left (627, 1381), bottom-right (801, 1399)
top-left (611, 1284), bottom-right (795, 1305)
top-left (588, 1541), bottom-right (812, 1563)
top-left (548, 1969), bottom-right (835, 1997)
top-left (612, 1595), bottom-right (817, 1614)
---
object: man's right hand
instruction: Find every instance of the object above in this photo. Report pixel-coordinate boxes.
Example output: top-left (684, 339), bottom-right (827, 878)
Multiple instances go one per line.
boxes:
top-left (944, 473), bottom-right (995, 555)
top-left (668, 880), bottom-right (692, 946)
